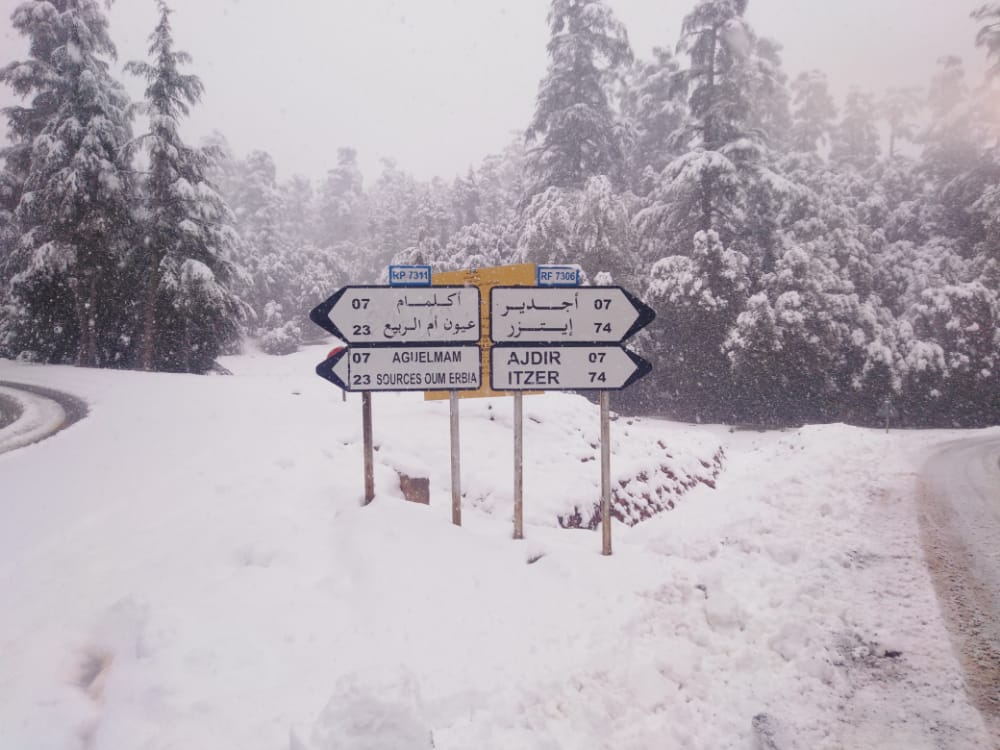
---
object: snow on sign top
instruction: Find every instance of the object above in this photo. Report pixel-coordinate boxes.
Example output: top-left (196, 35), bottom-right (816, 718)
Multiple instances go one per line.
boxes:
top-left (310, 286), bottom-right (481, 344)
top-left (489, 287), bottom-right (655, 344)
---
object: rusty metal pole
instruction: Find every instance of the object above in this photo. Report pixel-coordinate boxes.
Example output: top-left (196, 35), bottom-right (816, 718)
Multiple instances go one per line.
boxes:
top-left (513, 391), bottom-right (524, 539)
top-left (362, 392), bottom-right (374, 504)
top-left (600, 390), bottom-right (612, 556)
top-left (450, 390), bottom-right (461, 526)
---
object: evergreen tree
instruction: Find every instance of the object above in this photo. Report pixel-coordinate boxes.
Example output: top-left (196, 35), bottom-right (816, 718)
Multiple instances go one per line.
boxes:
top-left (125, 0), bottom-right (247, 372)
top-left (518, 175), bottom-right (636, 283)
top-left (878, 87), bottom-right (922, 158)
top-left (635, 0), bottom-right (790, 273)
top-left (973, 3), bottom-right (1000, 79)
top-left (746, 37), bottom-right (792, 150)
top-left (902, 280), bottom-right (999, 426)
top-left (830, 89), bottom-right (879, 170)
top-left (316, 147), bottom-right (366, 246)
top-left (621, 47), bottom-right (685, 192)
top-left (642, 229), bottom-right (750, 421)
top-left (525, 0), bottom-right (633, 195)
top-left (0, 0), bottom-right (135, 366)
top-left (789, 70), bottom-right (837, 154)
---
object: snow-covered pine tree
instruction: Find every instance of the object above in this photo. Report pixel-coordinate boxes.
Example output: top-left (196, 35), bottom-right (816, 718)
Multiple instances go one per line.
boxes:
top-left (643, 229), bottom-right (750, 421)
top-left (725, 244), bottom-right (870, 423)
top-left (788, 70), bottom-right (837, 154)
top-left (902, 280), bottom-right (999, 426)
top-left (1, 0), bottom-right (135, 367)
top-left (973, 3), bottom-right (1000, 78)
top-left (829, 89), bottom-right (879, 170)
top-left (878, 87), bottom-right (922, 159)
top-left (634, 0), bottom-right (789, 273)
top-left (621, 46), bottom-right (685, 193)
top-left (316, 147), bottom-right (367, 248)
top-left (525, 0), bottom-right (633, 196)
top-left (517, 175), bottom-right (636, 283)
top-left (125, 1), bottom-right (247, 372)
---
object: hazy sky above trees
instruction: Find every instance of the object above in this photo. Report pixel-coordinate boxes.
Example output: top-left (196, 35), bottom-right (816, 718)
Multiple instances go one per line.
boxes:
top-left (0, 0), bottom-right (987, 181)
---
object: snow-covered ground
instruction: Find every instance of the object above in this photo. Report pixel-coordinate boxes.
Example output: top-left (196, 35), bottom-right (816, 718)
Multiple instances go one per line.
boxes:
top-left (0, 345), bottom-right (996, 750)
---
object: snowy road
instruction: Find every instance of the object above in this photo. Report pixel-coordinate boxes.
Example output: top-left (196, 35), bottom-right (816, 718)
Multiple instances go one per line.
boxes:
top-left (920, 435), bottom-right (1000, 746)
top-left (0, 381), bottom-right (88, 454)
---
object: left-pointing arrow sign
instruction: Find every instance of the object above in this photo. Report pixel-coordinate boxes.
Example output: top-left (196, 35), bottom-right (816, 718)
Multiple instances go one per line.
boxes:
top-left (309, 286), bottom-right (481, 344)
top-left (317, 345), bottom-right (483, 392)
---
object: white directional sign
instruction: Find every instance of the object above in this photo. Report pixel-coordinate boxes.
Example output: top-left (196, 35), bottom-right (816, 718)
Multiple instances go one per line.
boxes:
top-left (317, 346), bottom-right (482, 392)
top-left (490, 345), bottom-right (652, 391)
top-left (310, 286), bottom-right (480, 344)
top-left (490, 287), bottom-right (655, 343)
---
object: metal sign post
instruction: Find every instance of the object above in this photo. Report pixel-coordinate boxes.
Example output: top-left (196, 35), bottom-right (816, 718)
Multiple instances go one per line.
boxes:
top-left (450, 391), bottom-right (461, 526)
top-left (513, 391), bottom-right (524, 539)
top-left (310, 285), bottom-right (484, 509)
top-left (362, 392), bottom-right (374, 504)
top-left (488, 285), bottom-right (655, 555)
top-left (600, 391), bottom-right (612, 556)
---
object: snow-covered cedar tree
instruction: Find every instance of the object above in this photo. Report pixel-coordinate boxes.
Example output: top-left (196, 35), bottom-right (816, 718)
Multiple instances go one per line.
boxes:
top-left (789, 70), bottom-right (837, 154)
top-left (1, 0), bottom-right (136, 367)
top-left (746, 37), bottom-right (792, 151)
top-left (829, 89), bottom-right (879, 171)
top-left (316, 147), bottom-right (367, 247)
top-left (517, 176), bottom-right (637, 284)
top-left (634, 0), bottom-right (792, 275)
top-left (641, 229), bottom-right (750, 422)
top-left (974, 3), bottom-right (1000, 80)
top-left (125, 0), bottom-right (248, 372)
top-left (524, 0), bottom-right (633, 196)
top-left (725, 244), bottom-right (869, 423)
top-left (443, 222), bottom-right (516, 271)
top-left (366, 159), bottom-right (445, 279)
top-left (473, 140), bottom-right (528, 227)
top-left (878, 87), bottom-right (922, 159)
top-left (620, 46), bottom-right (685, 193)
top-left (902, 280), bottom-right (1000, 426)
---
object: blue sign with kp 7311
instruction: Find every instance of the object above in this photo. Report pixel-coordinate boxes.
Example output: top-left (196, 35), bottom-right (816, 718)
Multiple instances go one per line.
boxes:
top-left (389, 265), bottom-right (432, 286)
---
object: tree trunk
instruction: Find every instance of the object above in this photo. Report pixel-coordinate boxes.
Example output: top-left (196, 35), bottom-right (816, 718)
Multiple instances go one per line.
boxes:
top-left (139, 266), bottom-right (160, 371)
top-left (74, 270), bottom-right (99, 368)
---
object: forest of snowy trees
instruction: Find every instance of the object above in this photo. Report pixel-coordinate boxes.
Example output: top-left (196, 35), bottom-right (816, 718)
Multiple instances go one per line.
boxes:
top-left (1, 0), bottom-right (999, 427)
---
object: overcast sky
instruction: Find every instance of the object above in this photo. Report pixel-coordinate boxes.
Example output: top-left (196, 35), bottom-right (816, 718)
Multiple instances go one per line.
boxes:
top-left (0, 0), bottom-right (989, 184)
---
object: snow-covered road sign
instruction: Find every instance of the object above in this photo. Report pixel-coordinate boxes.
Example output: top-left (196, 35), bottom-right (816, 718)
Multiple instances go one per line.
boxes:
top-left (316, 345), bottom-right (482, 392)
top-left (490, 345), bottom-right (652, 391)
top-left (310, 286), bottom-right (480, 344)
top-left (490, 287), bottom-right (654, 344)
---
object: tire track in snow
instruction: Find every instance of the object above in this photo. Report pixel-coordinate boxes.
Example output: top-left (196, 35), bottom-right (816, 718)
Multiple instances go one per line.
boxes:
top-left (0, 381), bottom-right (88, 455)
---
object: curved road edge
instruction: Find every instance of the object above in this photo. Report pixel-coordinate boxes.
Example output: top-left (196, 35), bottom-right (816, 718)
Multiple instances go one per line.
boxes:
top-left (0, 380), bottom-right (89, 455)
top-left (919, 434), bottom-right (1000, 748)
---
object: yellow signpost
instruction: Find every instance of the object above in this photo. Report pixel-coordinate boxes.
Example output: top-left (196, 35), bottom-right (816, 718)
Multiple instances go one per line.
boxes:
top-left (424, 263), bottom-right (539, 401)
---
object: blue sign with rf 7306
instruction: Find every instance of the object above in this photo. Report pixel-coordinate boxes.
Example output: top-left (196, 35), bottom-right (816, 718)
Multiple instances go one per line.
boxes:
top-left (537, 265), bottom-right (580, 287)
top-left (389, 265), bottom-right (432, 286)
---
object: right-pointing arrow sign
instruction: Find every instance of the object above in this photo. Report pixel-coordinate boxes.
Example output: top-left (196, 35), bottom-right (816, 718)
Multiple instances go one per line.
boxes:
top-left (490, 286), bottom-right (655, 344)
top-left (490, 345), bottom-right (652, 391)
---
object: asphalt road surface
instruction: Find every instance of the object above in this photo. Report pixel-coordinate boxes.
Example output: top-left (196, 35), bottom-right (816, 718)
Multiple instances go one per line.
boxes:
top-left (920, 434), bottom-right (1000, 747)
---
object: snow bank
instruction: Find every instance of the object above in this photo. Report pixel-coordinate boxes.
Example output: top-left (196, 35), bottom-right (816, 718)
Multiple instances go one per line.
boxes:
top-left (0, 347), bottom-right (992, 749)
